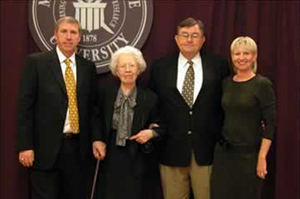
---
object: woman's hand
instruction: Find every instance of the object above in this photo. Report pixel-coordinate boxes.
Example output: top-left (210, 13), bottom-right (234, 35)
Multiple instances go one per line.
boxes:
top-left (256, 157), bottom-right (267, 179)
top-left (256, 138), bottom-right (272, 179)
top-left (130, 129), bottom-right (154, 144)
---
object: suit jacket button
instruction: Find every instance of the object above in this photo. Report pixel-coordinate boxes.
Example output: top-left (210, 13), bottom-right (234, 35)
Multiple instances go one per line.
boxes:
top-left (188, 131), bottom-right (192, 135)
top-left (189, 111), bottom-right (193, 115)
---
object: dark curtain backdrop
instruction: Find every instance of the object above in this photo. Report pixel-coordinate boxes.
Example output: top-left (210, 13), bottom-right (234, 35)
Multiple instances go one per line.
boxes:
top-left (1, 1), bottom-right (299, 199)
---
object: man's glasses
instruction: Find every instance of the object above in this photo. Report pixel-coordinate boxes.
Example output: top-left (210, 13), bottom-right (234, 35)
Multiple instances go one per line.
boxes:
top-left (178, 32), bottom-right (202, 40)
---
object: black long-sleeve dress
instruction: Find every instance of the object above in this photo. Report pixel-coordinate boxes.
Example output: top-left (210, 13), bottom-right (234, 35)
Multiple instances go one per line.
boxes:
top-left (211, 75), bottom-right (276, 199)
top-left (96, 81), bottom-right (163, 199)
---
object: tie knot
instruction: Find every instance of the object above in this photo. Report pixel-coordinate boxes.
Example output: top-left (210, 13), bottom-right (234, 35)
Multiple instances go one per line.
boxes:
top-left (188, 60), bottom-right (194, 66)
top-left (64, 58), bottom-right (71, 67)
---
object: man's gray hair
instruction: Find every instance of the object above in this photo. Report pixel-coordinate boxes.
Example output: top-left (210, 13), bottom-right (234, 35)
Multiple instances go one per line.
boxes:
top-left (54, 16), bottom-right (82, 34)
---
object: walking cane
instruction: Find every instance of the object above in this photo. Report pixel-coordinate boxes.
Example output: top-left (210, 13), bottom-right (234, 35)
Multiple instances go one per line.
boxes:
top-left (90, 159), bottom-right (100, 199)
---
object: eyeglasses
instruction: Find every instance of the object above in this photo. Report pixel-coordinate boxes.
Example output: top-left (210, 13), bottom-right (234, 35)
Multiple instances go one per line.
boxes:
top-left (178, 32), bottom-right (202, 40)
top-left (118, 64), bottom-right (137, 70)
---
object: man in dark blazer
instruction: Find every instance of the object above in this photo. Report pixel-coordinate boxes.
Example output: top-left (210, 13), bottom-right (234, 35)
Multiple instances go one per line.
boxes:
top-left (17, 16), bottom-right (105, 199)
top-left (149, 18), bottom-right (229, 199)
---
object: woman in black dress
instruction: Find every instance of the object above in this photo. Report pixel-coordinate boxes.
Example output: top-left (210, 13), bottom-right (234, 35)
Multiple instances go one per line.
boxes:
top-left (92, 46), bottom-right (164, 199)
top-left (211, 36), bottom-right (276, 199)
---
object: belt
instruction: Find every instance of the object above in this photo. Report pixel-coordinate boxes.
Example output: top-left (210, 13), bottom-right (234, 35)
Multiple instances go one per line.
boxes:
top-left (63, 133), bottom-right (79, 139)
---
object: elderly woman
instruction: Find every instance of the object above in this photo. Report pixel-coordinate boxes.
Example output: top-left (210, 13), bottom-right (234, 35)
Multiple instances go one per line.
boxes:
top-left (93, 46), bottom-right (163, 199)
top-left (211, 36), bottom-right (276, 199)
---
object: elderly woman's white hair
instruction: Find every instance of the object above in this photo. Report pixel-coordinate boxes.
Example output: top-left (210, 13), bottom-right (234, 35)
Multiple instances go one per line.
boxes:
top-left (109, 46), bottom-right (147, 76)
top-left (230, 36), bottom-right (258, 73)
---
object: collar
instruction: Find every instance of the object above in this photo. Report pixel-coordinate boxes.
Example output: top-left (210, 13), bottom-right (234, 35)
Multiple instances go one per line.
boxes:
top-left (178, 53), bottom-right (201, 68)
top-left (115, 86), bottom-right (137, 108)
top-left (56, 46), bottom-right (76, 65)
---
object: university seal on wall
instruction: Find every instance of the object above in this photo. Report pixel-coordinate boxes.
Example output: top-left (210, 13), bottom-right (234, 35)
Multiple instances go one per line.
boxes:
top-left (28, 0), bottom-right (153, 73)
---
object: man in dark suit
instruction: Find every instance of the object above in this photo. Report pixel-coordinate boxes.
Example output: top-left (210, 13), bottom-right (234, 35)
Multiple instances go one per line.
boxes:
top-left (149, 17), bottom-right (229, 199)
top-left (17, 16), bottom-right (105, 199)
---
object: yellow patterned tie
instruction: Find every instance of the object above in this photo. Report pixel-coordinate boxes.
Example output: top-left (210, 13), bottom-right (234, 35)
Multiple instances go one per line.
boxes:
top-left (182, 60), bottom-right (194, 108)
top-left (64, 58), bottom-right (79, 133)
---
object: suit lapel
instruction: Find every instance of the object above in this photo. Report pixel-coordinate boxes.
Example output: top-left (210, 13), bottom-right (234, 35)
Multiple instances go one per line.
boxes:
top-left (131, 87), bottom-right (145, 135)
top-left (48, 51), bottom-right (67, 94)
top-left (75, 55), bottom-right (84, 95)
top-left (167, 54), bottom-right (193, 108)
top-left (194, 53), bottom-right (208, 107)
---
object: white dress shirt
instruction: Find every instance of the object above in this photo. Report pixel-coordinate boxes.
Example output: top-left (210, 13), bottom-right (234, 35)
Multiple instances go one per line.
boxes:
top-left (56, 46), bottom-right (78, 133)
top-left (177, 53), bottom-right (203, 103)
